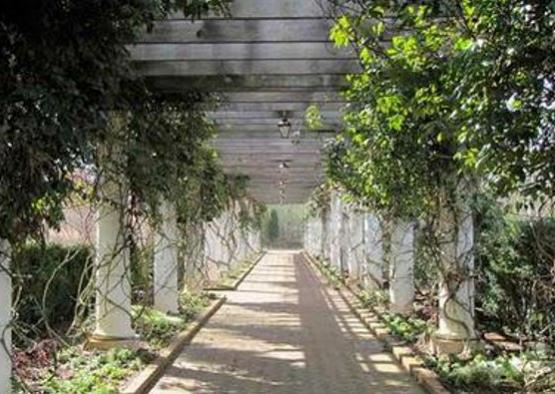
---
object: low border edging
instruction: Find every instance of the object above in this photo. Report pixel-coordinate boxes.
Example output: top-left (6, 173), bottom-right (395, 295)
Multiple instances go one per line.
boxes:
top-left (302, 251), bottom-right (451, 394)
top-left (204, 251), bottom-right (265, 291)
top-left (121, 295), bottom-right (227, 394)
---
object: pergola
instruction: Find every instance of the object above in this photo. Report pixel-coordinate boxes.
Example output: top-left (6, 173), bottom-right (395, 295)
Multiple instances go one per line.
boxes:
top-left (128, 0), bottom-right (358, 204)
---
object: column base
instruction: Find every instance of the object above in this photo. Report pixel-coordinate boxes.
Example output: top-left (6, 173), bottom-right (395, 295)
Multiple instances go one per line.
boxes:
top-left (86, 334), bottom-right (143, 351)
top-left (389, 304), bottom-right (413, 316)
top-left (430, 332), bottom-right (481, 355)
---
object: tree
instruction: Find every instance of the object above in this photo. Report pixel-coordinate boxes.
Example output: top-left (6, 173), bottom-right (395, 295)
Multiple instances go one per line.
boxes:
top-left (0, 0), bottom-right (232, 242)
top-left (267, 209), bottom-right (280, 244)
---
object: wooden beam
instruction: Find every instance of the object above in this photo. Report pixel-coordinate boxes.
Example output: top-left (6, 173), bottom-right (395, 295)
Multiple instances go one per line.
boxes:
top-left (145, 75), bottom-right (348, 92)
top-left (215, 126), bottom-right (335, 134)
top-left (208, 110), bottom-right (342, 120)
top-left (135, 59), bottom-right (360, 77)
top-left (129, 42), bottom-right (354, 61)
top-left (214, 130), bottom-right (335, 139)
top-left (213, 102), bottom-right (345, 111)
top-left (137, 19), bottom-right (335, 44)
top-left (167, 0), bottom-right (329, 19)
top-left (213, 120), bottom-right (341, 129)
top-left (217, 91), bottom-right (343, 103)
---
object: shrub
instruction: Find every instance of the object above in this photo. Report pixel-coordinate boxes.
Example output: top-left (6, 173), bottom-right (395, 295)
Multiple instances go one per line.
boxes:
top-left (266, 209), bottom-right (279, 244)
top-left (476, 199), bottom-right (555, 343)
top-left (12, 243), bottom-right (92, 344)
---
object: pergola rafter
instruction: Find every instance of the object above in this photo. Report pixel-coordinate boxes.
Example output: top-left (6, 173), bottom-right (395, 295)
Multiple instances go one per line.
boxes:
top-left (131, 0), bottom-right (355, 203)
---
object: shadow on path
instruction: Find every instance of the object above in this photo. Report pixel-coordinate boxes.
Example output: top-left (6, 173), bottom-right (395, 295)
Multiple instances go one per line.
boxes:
top-left (150, 250), bottom-right (424, 394)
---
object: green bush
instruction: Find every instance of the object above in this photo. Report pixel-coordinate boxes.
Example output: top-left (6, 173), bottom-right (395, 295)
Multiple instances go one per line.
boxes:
top-left (476, 200), bottom-right (555, 343)
top-left (266, 209), bottom-right (279, 244)
top-left (12, 243), bottom-right (92, 343)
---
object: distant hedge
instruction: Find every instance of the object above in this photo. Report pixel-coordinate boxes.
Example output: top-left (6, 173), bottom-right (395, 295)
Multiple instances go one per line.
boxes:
top-left (12, 244), bottom-right (92, 344)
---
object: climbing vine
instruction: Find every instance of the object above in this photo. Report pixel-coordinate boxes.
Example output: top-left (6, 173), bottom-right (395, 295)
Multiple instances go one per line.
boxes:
top-left (0, 0), bottom-right (233, 243)
top-left (326, 0), bottom-right (554, 215)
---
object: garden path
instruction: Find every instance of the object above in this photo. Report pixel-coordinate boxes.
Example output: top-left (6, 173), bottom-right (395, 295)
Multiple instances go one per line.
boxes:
top-left (150, 250), bottom-right (424, 393)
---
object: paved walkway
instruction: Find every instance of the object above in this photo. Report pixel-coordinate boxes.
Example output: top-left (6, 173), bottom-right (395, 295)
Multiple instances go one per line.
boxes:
top-left (151, 250), bottom-right (425, 393)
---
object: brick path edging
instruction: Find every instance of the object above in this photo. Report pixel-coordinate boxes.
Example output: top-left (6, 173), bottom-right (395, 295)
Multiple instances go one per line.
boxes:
top-left (204, 251), bottom-right (266, 291)
top-left (303, 252), bottom-right (451, 394)
top-left (121, 296), bottom-right (227, 394)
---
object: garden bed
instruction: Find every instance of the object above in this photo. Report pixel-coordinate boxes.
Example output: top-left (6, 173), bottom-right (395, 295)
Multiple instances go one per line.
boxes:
top-left (305, 252), bottom-right (555, 393)
top-left (14, 291), bottom-right (224, 393)
top-left (204, 252), bottom-right (264, 291)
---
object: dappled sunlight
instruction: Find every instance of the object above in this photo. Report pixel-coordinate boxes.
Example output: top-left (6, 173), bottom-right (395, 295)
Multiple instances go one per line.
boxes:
top-left (151, 251), bottom-right (423, 393)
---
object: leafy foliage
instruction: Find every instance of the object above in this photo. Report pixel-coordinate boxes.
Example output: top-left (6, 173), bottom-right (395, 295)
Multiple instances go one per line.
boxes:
top-left (12, 244), bottom-right (92, 345)
top-left (426, 352), bottom-right (527, 392)
top-left (476, 198), bottom-right (555, 343)
top-left (0, 0), bottom-right (233, 242)
top-left (132, 290), bottom-right (210, 348)
top-left (381, 313), bottom-right (429, 343)
top-left (41, 347), bottom-right (152, 394)
top-left (326, 0), bottom-right (554, 218)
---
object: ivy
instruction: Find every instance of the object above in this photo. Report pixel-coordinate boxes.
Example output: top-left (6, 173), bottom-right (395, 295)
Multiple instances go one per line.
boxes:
top-left (0, 0), bottom-right (234, 242)
top-left (326, 0), bottom-right (554, 221)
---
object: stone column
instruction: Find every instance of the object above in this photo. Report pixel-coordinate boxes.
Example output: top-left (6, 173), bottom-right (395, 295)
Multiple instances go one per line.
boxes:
top-left (433, 197), bottom-right (476, 354)
top-left (256, 229), bottom-right (262, 251)
top-left (329, 191), bottom-right (343, 270)
top-left (364, 214), bottom-right (384, 290)
top-left (153, 201), bottom-right (180, 314)
top-left (389, 219), bottom-right (415, 315)
top-left (321, 210), bottom-right (330, 261)
top-left (305, 217), bottom-right (319, 257)
top-left (90, 175), bottom-right (137, 347)
top-left (304, 219), bottom-right (311, 253)
top-left (347, 208), bottom-right (365, 279)
top-left (314, 216), bottom-right (323, 258)
top-left (203, 220), bottom-right (219, 282)
top-left (339, 210), bottom-right (349, 274)
top-left (0, 240), bottom-right (11, 394)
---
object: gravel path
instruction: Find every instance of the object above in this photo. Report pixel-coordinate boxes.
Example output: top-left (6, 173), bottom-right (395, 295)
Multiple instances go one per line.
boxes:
top-left (150, 250), bottom-right (425, 394)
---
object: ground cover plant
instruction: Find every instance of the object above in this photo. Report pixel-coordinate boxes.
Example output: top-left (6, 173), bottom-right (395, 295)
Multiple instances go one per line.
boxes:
top-left (14, 290), bottom-right (214, 392)
top-left (209, 254), bottom-right (260, 290)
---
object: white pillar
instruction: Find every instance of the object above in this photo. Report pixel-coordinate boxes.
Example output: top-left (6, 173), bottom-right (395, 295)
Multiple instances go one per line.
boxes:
top-left (364, 214), bottom-right (384, 290)
top-left (434, 198), bottom-right (476, 353)
top-left (153, 202), bottom-right (180, 314)
top-left (321, 210), bottom-right (330, 261)
top-left (256, 229), bottom-right (262, 251)
top-left (0, 240), bottom-right (11, 394)
top-left (389, 219), bottom-right (415, 315)
top-left (329, 191), bottom-right (343, 270)
top-left (339, 210), bottom-right (349, 274)
top-left (347, 208), bottom-right (365, 279)
top-left (92, 177), bottom-right (136, 343)
top-left (315, 215), bottom-right (324, 258)
top-left (305, 217), bottom-right (320, 257)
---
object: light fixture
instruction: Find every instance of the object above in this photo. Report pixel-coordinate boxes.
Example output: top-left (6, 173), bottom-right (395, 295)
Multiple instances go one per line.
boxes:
top-left (277, 115), bottom-right (292, 139)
